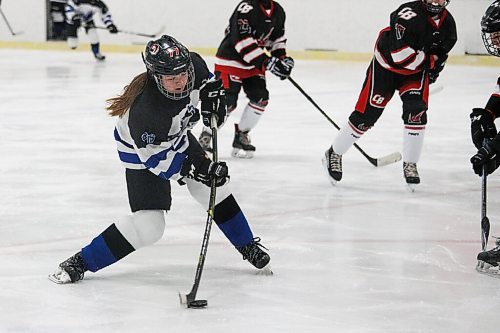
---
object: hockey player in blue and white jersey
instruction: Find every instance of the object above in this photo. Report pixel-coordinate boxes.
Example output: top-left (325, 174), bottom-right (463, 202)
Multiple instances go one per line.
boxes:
top-left (49, 35), bottom-right (271, 284)
top-left (65, 0), bottom-right (118, 60)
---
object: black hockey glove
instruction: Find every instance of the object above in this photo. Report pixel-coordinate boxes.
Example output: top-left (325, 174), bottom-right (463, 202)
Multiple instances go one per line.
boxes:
top-left (471, 138), bottom-right (500, 176)
top-left (470, 108), bottom-right (497, 149)
top-left (200, 79), bottom-right (227, 128)
top-left (428, 54), bottom-right (447, 85)
top-left (72, 17), bottom-right (82, 28)
top-left (193, 159), bottom-right (229, 187)
top-left (266, 56), bottom-right (294, 80)
top-left (107, 24), bottom-right (118, 34)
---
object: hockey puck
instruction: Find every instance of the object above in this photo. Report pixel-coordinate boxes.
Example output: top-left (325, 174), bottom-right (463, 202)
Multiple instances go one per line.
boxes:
top-left (187, 300), bottom-right (208, 308)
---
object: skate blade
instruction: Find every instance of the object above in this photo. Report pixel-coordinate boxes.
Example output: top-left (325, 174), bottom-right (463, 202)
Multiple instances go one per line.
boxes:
top-left (406, 183), bottom-right (417, 192)
top-left (476, 261), bottom-right (500, 277)
top-left (231, 148), bottom-right (254, 159)
top-left (48, 272), bottom-right (70, 284)
top-left (257, 264), bottom-right (273, 276)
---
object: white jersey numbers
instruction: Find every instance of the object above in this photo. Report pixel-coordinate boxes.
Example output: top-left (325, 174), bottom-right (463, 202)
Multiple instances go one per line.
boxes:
top-left (398, 7), bottom-right (417, 20)
top-left (237, 2), bottom-right (254, 14)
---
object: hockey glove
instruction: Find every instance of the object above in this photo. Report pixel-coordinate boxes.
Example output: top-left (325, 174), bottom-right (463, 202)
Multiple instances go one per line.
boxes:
top-left (193, 159), bottom-right (229, 187)
top-left (266, 56), bottom-right (294, 80)
top-left (471, 138), bottom-right (500, 176)
top-left (200, 79), bottom-right (227, 128)
top-left (470, 108), bottom-right (497, 149)
top-left (428, 54), bottom-right (447, 85)
top-left (72, 17), bottom-right (82, 29)
top-left (107, 24), bottom-right (118, 34)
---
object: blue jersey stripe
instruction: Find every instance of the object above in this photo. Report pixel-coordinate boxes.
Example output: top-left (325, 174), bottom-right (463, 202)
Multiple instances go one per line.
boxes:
top-left (158, 152), bottom-right (187, 180)
top-left (114, 128), bottom-right (134, 149)
top-left (144, 135), bottom-right (186, 169)
top-left (118, 151), bottom-right (142, 164)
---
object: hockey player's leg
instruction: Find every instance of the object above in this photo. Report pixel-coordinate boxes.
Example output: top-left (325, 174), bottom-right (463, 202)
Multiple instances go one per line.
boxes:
top-left (185, 178), bottom-right (271, 271)
top-left (401, 94), bottom-right (428, 192)
top-left (49, 210), bottom-right (166, 284)
top-left (65, 22), bottom-right (79, 50)
top-left (323, 111), bottom-right (378, 185)
top-left (86, 24), bottom-right (105, 61)
top-left (232, 76), bottom-right (268, 158)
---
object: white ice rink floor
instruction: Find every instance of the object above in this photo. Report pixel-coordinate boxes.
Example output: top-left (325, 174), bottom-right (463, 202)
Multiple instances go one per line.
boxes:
top-left (1, 48), bottom-right (500, 332)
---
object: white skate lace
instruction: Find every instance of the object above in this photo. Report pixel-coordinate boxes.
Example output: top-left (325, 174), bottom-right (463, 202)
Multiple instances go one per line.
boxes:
top-left (403, 162), bottom-right (419, 178)
top-left (328, 150), bottom-right (342, 172)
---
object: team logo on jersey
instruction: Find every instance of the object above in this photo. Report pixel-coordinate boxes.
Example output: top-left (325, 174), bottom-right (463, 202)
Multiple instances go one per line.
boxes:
top-left (371, 94), bottom-right (386, 105)
top-left (395, 23), bottom-right (406, 40)
top-left (141, 132), bottom-right (156, 144)
top-left (408, 111), bottom-right (426, 124)
top-left (150, 44), bottom-right (160, 55)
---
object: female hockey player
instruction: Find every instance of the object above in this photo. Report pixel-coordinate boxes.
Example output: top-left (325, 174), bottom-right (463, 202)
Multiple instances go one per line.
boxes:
top-left (469, 0), bottom-right (500, 276)
top-left (65, 0), bottom-right (118, 60)
top-left (198, 0), bottom-right (294, 158)
top-left (322, 0), bottom-right (457, 192)
top-left (49, 35), bottom-right (271, 284)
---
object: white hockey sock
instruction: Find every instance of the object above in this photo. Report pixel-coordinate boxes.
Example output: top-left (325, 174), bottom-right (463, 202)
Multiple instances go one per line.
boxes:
top-left (238, 102), bottom-right (266, 132)
top-left (87, 28), bottom-right (99, 44)
top-left (67, 37), bottom-right (78, 49)
top-left (403, 125), bottom-right (425, 163)
top-left (114, 210), bottom-right (165, 250)
top-left (332, 121), bottom-right (365, 155)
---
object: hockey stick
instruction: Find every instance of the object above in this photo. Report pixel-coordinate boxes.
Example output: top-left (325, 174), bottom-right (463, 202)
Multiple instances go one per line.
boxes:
top-left (0, 7), bottom-right (23, 36)
top-left (481, 163), bottom-right (490, 251)
top-left (179, 116), bottom-right (219, 309)
top-left (95, 25), bottom-right (165, 38)
top-left (288, 76), bottom-right (401, 167)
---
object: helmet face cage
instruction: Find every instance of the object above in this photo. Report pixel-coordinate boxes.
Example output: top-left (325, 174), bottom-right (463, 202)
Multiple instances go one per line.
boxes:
top-left (152, 63), bottom-right (195, 100)
top-left (422, 0), bottom-right (450, 15)
top-left (143, 35), bottom-right (195, 100)
top-left (482, 1), bottom-right (500, 57)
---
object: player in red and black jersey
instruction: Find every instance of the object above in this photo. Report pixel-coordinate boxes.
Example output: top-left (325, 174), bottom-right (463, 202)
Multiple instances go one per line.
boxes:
top-left (198, 0), bottom-right (294, 158)
top-left (322, 0), bottom-right (457, 192)
top-left (468, 0), bottom-right (500, 276)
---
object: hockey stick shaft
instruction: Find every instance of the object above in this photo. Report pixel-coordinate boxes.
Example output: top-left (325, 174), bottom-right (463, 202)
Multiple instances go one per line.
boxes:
top-left (185, 116), bottom-right (218, 305)
top-left (95, 26), bottom-right (158, 38)
top-left (481, 164), bottom-right (490, 251)
top-left (0, 7), bottom-right (17, 36)
top-left (288, 76), bottom-right (400, 167)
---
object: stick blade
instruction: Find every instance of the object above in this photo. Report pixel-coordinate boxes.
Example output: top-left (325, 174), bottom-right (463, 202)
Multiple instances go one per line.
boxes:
top-left (375, 152), bottom-right (402, 167)
top-left (481, 216), bottom-right (490, 251)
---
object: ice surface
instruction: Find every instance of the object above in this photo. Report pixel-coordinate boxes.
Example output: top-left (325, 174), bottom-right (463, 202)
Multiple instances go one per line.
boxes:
top-left (0, 49), bottom-right (499, 332)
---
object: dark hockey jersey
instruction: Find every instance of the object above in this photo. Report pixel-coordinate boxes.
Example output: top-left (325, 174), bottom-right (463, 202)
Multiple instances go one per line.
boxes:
top-left (215, 0), bottom-right (287, 77)
top-left (114, 52), bottom-right (211, 181)
top-left (374, 1), bottom-right (457, 75)
top-left (486, 77), bottom-right (500, 117)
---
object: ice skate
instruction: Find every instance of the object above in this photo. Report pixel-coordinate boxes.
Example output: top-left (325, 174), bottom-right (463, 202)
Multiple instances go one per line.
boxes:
top-left (403, 162), bottom-right (420, 192)
top-left (477, 238), bottom-right (500, 277)
top-left (94, 53), bottom-right (106, 61)
top-left (322, 146), bottom-right (342, 185)
top-left (231, 124), bottom-right (255, 158)
top-left (48, 252), bottom-right (87, 284)
top-left (237, 237), bottom-right (271, 273)
top-left (198, 129), bottom-right (213, 154)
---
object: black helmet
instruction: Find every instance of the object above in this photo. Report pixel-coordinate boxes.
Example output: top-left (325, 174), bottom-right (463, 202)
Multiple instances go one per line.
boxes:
top-left (482, 1), bottom-right (500, 57)
top-left (142, 35), bottom-right (195, 100)
top-left (421, 0), bottom-right (450, 15)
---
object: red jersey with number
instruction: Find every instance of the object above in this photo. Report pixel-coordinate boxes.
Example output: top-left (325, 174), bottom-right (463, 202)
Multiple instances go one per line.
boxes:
top-left (374, 1), bottom-right (457, 75)
top-left (214, 0), bottom-right (287, 78)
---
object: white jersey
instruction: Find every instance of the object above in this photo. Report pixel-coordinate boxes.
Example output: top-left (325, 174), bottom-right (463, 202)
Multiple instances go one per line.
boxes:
top-left (65, 0), bottom-right (114, 27)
